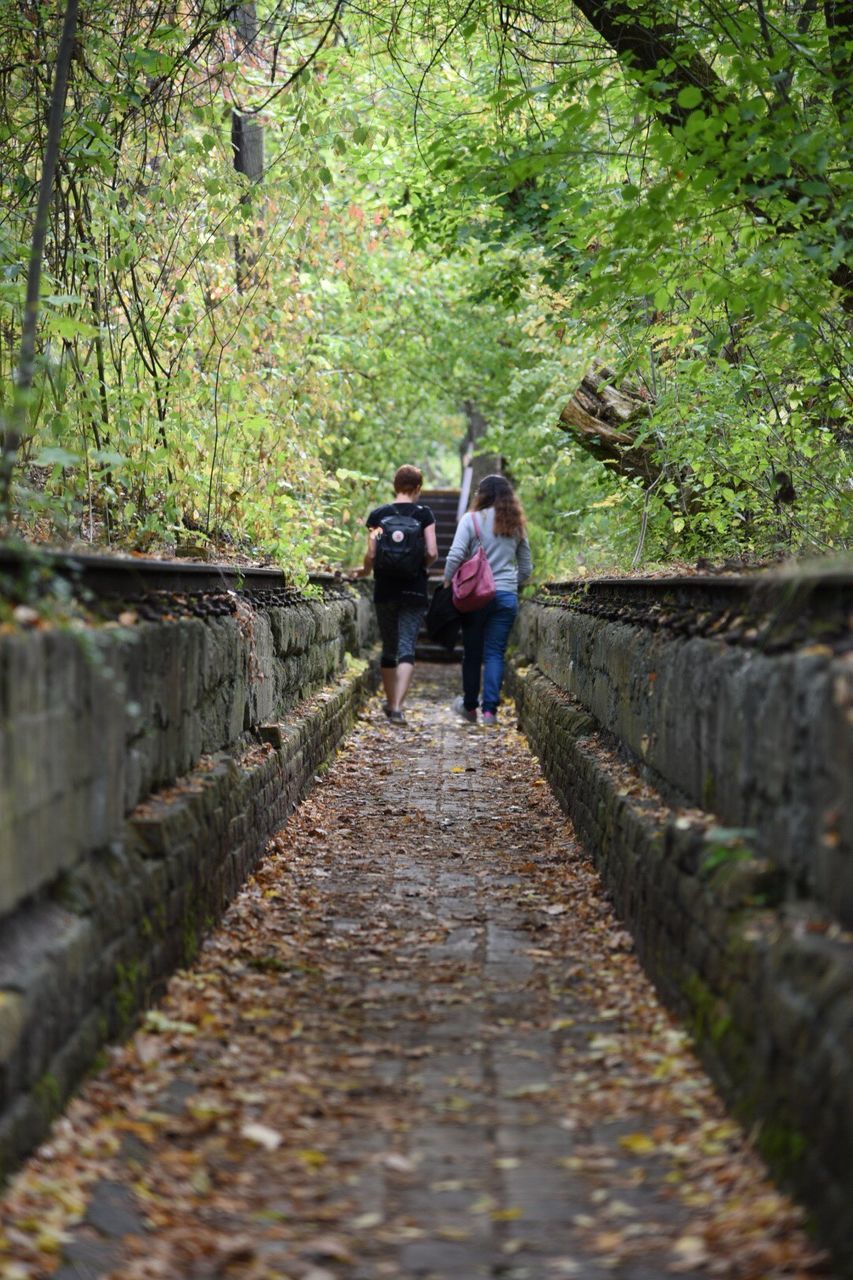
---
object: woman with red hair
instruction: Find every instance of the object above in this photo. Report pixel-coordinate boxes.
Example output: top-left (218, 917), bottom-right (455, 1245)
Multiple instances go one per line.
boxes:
top-left (362, 465), bottom-right (438, 724)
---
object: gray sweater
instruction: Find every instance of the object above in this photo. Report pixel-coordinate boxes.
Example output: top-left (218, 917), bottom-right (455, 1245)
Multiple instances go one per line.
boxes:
top-left (443, 508), bottom-right (533, 594)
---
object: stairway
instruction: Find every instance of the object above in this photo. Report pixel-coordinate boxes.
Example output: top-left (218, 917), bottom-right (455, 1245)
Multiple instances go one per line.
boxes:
top-left (421, 488), bottom-right (461, 576)
top-left (419, 488), bottom-right (463, 661)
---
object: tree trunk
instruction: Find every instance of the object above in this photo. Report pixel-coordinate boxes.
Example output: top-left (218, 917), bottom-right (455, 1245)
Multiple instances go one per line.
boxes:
top-left (0, 0), bottom-right (79, 522)
top-left (824, 0), bottom-right (853, 141)
top-left (557, 363), bottom-right (659, 486)
top-left (232, 3), bottom-right (264, 292)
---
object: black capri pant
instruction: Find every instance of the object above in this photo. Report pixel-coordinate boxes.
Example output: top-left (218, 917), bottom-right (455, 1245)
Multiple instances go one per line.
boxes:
top-left (375, 601), bottom-right (426, 668)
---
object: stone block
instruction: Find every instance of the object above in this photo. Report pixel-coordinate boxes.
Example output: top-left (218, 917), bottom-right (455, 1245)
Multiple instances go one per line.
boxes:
top-left (258, 723), bottom-right (284, 749)
top-left (0, 992), bottom-right (24, 1079)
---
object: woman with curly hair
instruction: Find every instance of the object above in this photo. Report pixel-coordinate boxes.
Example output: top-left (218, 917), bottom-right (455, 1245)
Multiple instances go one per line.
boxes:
top-left (442, 474), bottom-right (532, 725)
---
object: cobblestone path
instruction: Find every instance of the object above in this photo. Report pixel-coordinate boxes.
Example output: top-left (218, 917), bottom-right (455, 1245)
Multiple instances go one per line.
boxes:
top-left (2, 667), bottom-right (825, 1280)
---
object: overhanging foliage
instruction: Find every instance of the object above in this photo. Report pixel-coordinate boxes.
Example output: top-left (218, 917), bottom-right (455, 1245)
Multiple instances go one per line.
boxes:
top-left (0, 0), bottom-right (848, 575)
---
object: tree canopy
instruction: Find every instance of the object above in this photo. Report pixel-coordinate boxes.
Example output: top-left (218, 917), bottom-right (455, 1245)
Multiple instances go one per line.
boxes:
top-left (0, 0), bottom-right (850, 577)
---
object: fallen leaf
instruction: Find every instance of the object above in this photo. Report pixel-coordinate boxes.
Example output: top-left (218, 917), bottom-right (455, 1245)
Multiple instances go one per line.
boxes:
top-left (504, 1082), bottom-right (551, 1098)
top-left (302, 1235), bottom-right (353, 1263)
top-left (297, 1148), bottom-right (327, 1168)
top-left (240, 1122), bottom-right (282, 1151)
top-left (669, 1235), bottom-right (711, 1271)
top-left (350, 1212), bottom-right (383, 1229)
top-left (144, 1010), bottom-right (197, 1035)
top-left (619, 1132), bottom-right (657, 1155)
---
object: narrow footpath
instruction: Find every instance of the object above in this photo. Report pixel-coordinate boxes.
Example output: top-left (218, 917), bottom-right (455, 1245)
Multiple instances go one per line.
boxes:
top-left (0, 668), bottom-right (828, 1280)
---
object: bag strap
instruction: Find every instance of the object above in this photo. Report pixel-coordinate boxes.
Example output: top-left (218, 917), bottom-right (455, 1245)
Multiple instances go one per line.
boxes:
top-left (471, 512), bottom-right (483, 545)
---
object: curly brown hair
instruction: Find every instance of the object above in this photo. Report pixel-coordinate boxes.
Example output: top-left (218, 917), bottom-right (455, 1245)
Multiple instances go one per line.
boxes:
top-left (472, 474), bottom-right (526, 537)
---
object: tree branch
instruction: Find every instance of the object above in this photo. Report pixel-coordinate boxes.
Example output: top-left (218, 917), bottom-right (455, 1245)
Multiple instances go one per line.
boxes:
top-left (568, 0), bottom-right (852, 308)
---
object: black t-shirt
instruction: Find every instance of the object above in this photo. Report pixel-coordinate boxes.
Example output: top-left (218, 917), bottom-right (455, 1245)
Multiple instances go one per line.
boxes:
top-left (366, 501), bottom-right (436, 604)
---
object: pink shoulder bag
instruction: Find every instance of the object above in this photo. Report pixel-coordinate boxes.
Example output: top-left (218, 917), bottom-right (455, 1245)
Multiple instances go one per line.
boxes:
top-left (451, 513), bottom-right (497, 613)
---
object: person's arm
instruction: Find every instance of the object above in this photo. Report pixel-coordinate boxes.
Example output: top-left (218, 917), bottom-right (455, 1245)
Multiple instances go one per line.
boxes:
top-left (516, 535), bottom-right (533, 587)
top-left (424, 522), bottom-right (438, 567)
top-left (442, 514), bottom-right (473, 584)
top-left (357, 527), bottom-right (378, 577)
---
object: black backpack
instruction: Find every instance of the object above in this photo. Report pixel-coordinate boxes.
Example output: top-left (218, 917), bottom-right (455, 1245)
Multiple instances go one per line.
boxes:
top-left (373, 507), bottom-right (426, 578)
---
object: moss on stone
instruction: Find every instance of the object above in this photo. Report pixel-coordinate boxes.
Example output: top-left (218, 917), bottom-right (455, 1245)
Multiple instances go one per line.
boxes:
top-left (681, 973), bottom-right (732, 1047)
top-left (756, 1118), bottom-right (807, 1179)
top-left (182, 915), bottom-right (199, 963)
top-left (115, 959), bottom-right (141, 1030)
top-left (33, 1071), bottom-right (61, 1116)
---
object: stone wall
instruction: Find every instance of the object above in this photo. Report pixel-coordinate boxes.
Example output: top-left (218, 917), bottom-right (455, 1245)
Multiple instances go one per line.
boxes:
top-left (516, 576), bottom-right (851, 924)
top-left (0, 580), bottom-right (377, 1177)
top-left (511, 570), bottom-right (853, 1271)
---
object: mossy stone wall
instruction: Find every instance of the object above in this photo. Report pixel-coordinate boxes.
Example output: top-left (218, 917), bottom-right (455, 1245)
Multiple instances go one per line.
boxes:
top-left (0, 584), bottom-right (377, 1178)
top-left (512, 581), bottom-right (852, 1272)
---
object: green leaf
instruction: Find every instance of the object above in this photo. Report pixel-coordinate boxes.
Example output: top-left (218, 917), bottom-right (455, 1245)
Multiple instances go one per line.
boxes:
top-left (91, 450), bottom-right (128, 467)
top-left (46, 315), bottom-right (99, 340)
top-left (677, 86), bottom-right (704, 110)
top-left (31, 447), bottom-right (80, 467)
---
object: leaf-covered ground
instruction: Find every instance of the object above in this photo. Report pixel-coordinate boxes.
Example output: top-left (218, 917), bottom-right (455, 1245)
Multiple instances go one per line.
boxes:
top-left (0, 667), bottom-right (830, 1280)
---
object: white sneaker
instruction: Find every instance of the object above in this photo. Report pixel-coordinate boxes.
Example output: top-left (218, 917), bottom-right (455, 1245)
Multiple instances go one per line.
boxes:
top-left (453, 695), bottom-right (477, 724)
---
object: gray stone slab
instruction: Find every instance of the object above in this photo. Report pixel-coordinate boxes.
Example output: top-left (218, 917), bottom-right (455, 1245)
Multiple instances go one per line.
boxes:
top-left (54, 1234), bottom-right (121, 1280)
top-left (84, 1179), bottom-right (146, 1238)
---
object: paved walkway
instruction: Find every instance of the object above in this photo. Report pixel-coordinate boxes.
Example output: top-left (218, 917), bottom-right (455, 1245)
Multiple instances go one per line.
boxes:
top-left (1, 667), bottom-right (826, 1280)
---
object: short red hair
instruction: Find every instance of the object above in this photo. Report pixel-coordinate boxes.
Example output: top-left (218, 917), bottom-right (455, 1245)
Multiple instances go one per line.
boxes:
top-left (394, 464), bottom-right (423, 495)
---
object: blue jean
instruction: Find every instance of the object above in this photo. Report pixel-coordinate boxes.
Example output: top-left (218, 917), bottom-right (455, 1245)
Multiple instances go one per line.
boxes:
top-left (461, 591), bottom-right (518, 714)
